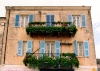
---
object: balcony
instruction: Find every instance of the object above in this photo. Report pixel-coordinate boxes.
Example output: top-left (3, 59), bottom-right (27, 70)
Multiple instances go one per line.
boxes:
top-left (26, 22), bottom-right (77, 37)
top-left (23, 53), bottom-right (79, 69)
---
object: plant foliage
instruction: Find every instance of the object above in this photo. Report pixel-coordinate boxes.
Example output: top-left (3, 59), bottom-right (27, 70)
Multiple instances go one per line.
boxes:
top-left (23, 53), bottom-right (79, 69)
top-left (26, 25), bottom-right (77, 37)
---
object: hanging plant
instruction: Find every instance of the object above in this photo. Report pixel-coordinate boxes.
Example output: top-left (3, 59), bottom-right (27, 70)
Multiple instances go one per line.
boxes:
top-left (23, 53), bottom-right (79, 69)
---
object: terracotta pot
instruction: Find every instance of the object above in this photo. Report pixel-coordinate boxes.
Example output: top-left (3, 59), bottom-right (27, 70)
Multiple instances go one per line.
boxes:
top-left (62, 24), bottom-right (68, 26)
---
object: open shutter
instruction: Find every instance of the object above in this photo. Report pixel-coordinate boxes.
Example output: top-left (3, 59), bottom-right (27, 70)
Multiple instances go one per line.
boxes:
top-left (27, 40), bottom-right (32, 53)
top-left (51, 15), bottom-right (54, 26)
top-left (68, 14), bottom-right (72, 26)
top-left (46, 15), bottom-right (50, 26)
top-left (15, 14), bottom-right (20, 27)
top-left (17, 40), bottom-right (23, 56)
top-left (74, 40), bottom-right (78, 56)
top-left (55, 41), bottom-right (60, 58)
top-left (84, 41), bottom-right (89, 57)
top-left (81, 15), bottom-right (86, 27)
top-left (40, 41), bottom-right (45, 57)
top-left (29, 14), bottom-right (33, 22)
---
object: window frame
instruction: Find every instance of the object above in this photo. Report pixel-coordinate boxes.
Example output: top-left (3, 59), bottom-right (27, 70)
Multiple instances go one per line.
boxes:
top-left (77, 42), bottom-right (84, 57)
top-left (45, 41), bottom-right (55, 57)
top-left (20, 15), bottom-right (29, 27)
top-left (72, 15), bottom-right (81, 28)
top-left (23, 41), bottom-right (27, 55)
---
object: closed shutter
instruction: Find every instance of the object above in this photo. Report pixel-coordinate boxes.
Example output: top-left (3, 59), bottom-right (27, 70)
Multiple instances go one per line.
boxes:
top-left (81, 15), bottom-right (86, 27)
top-left (15, 14), bottom-right (20, 27)
top-left (84, 41), bottom-right (89, 57)
top-left (73, 40), bottom-right (78, 56)
top-left (29, 14), bottom-right (33, 22)
top-left (55, 41), bottom-right (60, 58)
top-left (68, 14), bottom-right (72, 26)
top-left (46, 15), bottom-right (50, 26)
top-left (46, 15), bottom-right (54, 26)
top-left (51, 15), bottom-right (54, 26)
top-left (40, 41), bottom-right (45, 57)
top-left (27, 40), bottom-right (32, 53)
top-left (17, 40), bottom-right (23, 56)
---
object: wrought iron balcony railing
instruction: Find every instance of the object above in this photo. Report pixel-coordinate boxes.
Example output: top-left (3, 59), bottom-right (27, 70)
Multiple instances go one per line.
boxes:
top-left (26, 53), bottom-right (61, 58)
top-left (26, 22), bottom-right (77, 37)
top-left (23, 52), bottom-right (79, 69)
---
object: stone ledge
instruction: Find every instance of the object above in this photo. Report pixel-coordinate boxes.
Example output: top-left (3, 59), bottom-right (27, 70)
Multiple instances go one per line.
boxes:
top-left (5, 6), bottom-right (91, 10)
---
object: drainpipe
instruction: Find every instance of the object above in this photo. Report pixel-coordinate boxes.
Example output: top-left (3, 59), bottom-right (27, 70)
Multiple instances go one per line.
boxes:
top-left (3, 8), bottom-right (11, 64)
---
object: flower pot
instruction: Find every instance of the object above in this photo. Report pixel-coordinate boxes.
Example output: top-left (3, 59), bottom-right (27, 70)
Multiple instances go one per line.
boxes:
top-left (62, 24), bottom-right (68, 26)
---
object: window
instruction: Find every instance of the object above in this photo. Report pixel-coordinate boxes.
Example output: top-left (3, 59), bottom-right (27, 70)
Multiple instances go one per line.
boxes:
top-left (17, 40), bottom-right (32, 56)
top-left (46, 15), bottom-right (54, 26)
top-left (40, 41), bottom-right (60, 57)
top-left (20, 16), bottom-right (29, 27)
top-left (45, 42), bottom-right (55, 57)
top-left (72, 16), bottom-right (81, 27)
top-left (15, 14), bottom-right (33, 27)
top-left (77, 42), bottom-right (83, 56)
top-left (74, 40), bottom-right (89, 57)
top-left (68, 14), bottom-right (86, 27)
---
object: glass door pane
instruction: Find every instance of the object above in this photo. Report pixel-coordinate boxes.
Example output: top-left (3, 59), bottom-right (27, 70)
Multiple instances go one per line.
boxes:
top-left (25, 16), bottom-right (28, 27)
top-left (46, 43), bottom-right (50, 56)
top-left (21, 17), bottom-right (24, 27)
top-left (77, 16), bottom-right (80, 27)
top-left (51, 43), bottom-right (55, 56)
top-left (78, 43), bottom-right (83, 56)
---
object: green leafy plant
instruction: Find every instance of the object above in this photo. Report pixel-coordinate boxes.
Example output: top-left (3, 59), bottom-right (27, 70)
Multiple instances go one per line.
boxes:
top-left (26, 25), bottom-right (77, 37)
top-left (23, 53), bottom-right (79, 69)
top-left (29, 21), bottom-right (72, 25)
top-left (29, 22), bottom-right (46, 26)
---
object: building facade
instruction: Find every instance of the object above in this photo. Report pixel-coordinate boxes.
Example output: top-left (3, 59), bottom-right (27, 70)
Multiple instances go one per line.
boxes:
top-left (0, 6), bottom-right (97, 71)
top-left (0, 17), bottom-right (6, 67)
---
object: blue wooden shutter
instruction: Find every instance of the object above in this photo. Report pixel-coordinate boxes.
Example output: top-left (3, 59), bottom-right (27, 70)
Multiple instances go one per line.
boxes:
top-left (55, 41), bottom-right (60, 58)
top-left (68, 14), bottom-right (72, 26)
top-left (51, 15), bottom-right (54, 26)
top-left (84, 41), bottom-right (89, 57)
top-left (27, 40), bottom-right (32, 53)
top-left (17, 40), bottom-right (23, 56)
top-left (29, 14), bottom-right (33, 22)
top-left (15, 14), bottom-right (20, 27)
top-left (81, 15), bottom-right (86, 27)
top-left (46, 15), bottom-right (50, 26)
top-left (40, 41), bottom-right (45, 57)
top-left (74, 40), bottom-right (78, 56)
